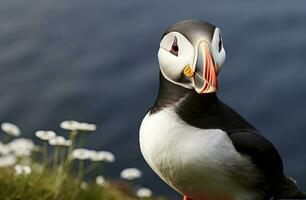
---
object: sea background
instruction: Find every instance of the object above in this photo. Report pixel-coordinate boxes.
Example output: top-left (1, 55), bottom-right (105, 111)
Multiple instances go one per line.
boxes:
top-left (0, 0), bottom-right (305, 199)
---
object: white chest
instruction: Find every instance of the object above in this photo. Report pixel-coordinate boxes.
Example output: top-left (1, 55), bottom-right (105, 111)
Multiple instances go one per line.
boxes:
top-left (139, 108), bottom-right (257, 199)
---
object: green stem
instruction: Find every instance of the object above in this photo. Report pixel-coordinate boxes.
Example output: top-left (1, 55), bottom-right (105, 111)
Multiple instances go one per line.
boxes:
top-left (59, 147), bottom-right (67, 169)
top-left (64, 130), bottom-right (77, 172)
top-left (78, 160), bottom-right (84, 179)
top-left (67, 130), bottom-right (77, 159)
top-left (58, 147), bottom-right (63, 166)
top-left (79, 133), bottom-right (86, 148)
top-left (53, 146), bottom-right (59, 168)
top-left (43, 141), bottom-right (48, 169)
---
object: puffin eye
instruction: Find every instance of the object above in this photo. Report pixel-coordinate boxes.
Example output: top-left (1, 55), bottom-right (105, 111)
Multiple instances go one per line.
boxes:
top-left (218, 34), bottom-right (222, 52)
top-left (170, 36), bottom-right (179, 56)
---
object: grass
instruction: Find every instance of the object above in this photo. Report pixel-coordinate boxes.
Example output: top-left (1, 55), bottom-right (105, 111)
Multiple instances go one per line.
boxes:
top-left (0, 160), bottom-right (167, 200)
top-left (0, 121), bottom-right (168, 200)
top-left (0, 166), bottom-right (149, 200)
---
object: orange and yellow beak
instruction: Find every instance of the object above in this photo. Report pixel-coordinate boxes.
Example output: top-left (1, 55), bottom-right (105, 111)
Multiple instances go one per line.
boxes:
top-left (183, 42), bottom-right (218, 94)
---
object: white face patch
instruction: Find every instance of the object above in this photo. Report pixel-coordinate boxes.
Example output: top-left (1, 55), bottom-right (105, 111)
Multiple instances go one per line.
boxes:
top-left (211, 28), bottom-right (226, 72)
top-left (158, 32), bottom-right (195, 89)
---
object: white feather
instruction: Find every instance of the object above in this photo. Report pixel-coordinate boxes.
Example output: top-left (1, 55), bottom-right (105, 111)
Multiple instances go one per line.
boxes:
top-left (211, 27), bottom-right (226, 71)
top-left (140, 107), bottom-right (260, 200)
top-left (158, 32), bottom-right (195, 89)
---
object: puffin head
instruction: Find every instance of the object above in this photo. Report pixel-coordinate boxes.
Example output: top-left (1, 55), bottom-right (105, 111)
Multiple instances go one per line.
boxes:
top-left (158, 20), bottom-right (226, 94)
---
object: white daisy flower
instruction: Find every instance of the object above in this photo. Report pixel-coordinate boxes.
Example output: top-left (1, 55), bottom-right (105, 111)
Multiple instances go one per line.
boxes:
top-left (1, 122), bottom-right (20, 137)
top-left (48, 136), bottom-right (66, 146)
top-left (14, 164), bottom-right (31, 175)
top-left (95, 175), bottom-right (106, 186)
top-left (77, 122), bottom-right (97, 132)
top-left (136, 187), bottom-right (152, 198)
top-left (8, 138), bottom-right (35, 157)
top-left (71, 148), bottom-right (91, 160)
top-left (60, 120), bottom-right (80, 131)
top-left (14, 148), bottom-right (32, 157)
top-left (14, 164), bottom-right (23, 174)
top-left (88, 151), bottom-right (103, 162)
top-left (60, 120), bottom-right (97, 132)
top-left (0, 154), bottom-right (17, 167)
top-left (120, 168), bottom-right (142, 180)
top-left (90, 151), bottom-right (115, 162)
top-left (35, 130), bottom-right (56, 141)
top-left (23, 165), bottom-right (31, 174)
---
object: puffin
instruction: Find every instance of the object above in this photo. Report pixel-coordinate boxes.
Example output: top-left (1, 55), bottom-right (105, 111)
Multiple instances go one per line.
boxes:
top-left (139, 20), bottom-right (306, 200)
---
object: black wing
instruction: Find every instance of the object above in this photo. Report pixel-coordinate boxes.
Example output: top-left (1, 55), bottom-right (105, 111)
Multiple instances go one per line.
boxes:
top-left (229, 130), bottom-right (306, 199)
top-left (229, 130), bottom-right (284, 184)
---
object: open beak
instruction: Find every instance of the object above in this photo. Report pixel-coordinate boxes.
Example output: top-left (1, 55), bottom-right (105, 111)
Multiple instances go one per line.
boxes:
top-left (193, 41), bottom-right (218, 94)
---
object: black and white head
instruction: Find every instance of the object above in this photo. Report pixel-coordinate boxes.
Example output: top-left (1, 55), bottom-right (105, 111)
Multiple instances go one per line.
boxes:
top-left (158, 20), bottom-right (226, 94)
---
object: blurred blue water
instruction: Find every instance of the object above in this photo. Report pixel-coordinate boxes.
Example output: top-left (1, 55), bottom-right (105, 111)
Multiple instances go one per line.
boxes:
top-left (0, 0), bottom-right (306, 199)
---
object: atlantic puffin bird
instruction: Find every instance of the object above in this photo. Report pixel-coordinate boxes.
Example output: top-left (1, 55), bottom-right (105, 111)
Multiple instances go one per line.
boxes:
top-left (139, 20), bottom-right (306, 200)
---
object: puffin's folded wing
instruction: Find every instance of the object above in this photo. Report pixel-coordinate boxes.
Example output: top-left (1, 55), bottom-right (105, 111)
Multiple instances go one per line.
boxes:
top-left (229, 130), bottom-right (306, 199)
top-left (229, 130), bottom-right (283, 178)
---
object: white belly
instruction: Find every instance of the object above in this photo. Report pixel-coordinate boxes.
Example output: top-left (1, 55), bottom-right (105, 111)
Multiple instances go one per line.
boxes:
top-left (139, 108), bottom-right (259, 200)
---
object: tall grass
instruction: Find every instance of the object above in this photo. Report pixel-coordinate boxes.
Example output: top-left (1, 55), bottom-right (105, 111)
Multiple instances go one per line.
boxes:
top-left (0, 121), bottom-right (166, 200)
